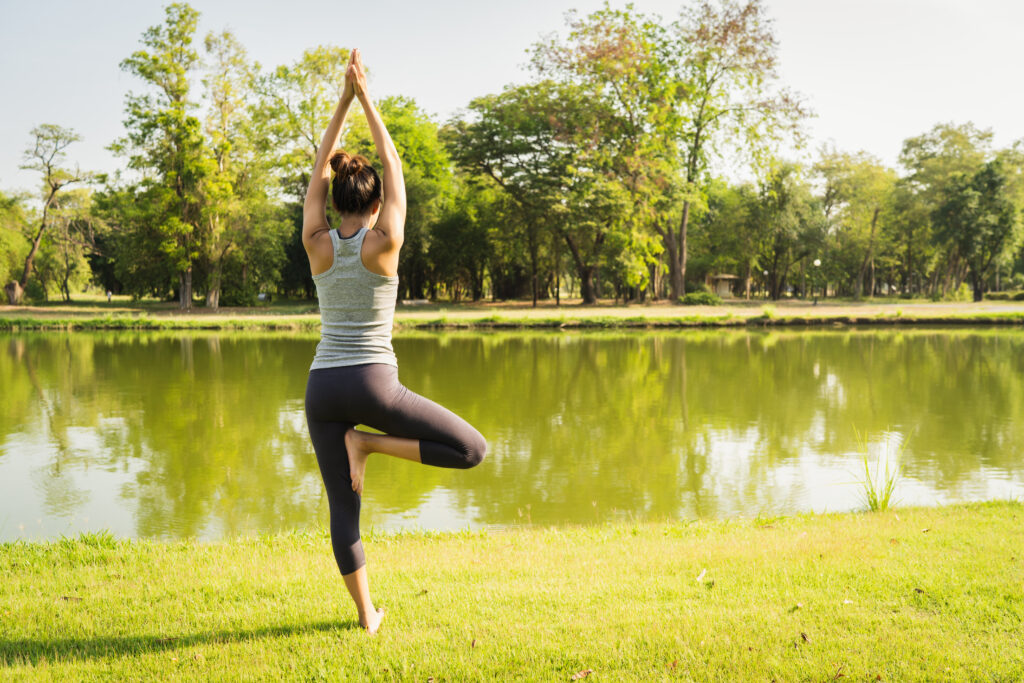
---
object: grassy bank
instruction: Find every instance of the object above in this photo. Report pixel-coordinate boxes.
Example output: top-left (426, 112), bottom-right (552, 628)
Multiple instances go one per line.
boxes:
top-left (2, 501), bottom-right (1022, 680)
top-left (4, 299), bottom-right (1024, 331)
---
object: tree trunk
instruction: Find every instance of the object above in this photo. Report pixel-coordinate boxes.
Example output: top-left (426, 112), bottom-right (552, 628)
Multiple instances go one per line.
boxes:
top-left (179, 268), bottom-right (193, 310)
top-left (667, 200), bottom-right (691, 300)
top-left (554, 238), bottom-right (560, 306)
top-left (528, 225), bottom-right (538, 308)
top-left (579, 266), bottom-right (597, 305)
top-left (664, 238), bottom-right (679, 300)
top-left (205, 260), bottom-right (222, 310)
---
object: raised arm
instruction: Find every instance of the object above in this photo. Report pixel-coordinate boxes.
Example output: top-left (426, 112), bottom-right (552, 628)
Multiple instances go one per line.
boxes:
top-left (348, 49), bottom-right (406, 248)
top-left (302, 53), bottom-right (356, 257)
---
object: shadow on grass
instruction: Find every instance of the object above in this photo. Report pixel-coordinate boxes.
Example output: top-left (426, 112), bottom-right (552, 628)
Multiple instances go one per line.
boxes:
top-left (0, 619), bottom-right (355, 666)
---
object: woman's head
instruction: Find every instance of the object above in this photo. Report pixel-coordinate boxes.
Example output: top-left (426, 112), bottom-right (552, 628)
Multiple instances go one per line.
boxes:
top-left (329, 151), bottom-right (381, 218)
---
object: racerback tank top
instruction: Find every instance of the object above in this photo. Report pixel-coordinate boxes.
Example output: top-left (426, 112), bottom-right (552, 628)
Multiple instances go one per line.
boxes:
top-left (309, 227), bottom-right (399, 370)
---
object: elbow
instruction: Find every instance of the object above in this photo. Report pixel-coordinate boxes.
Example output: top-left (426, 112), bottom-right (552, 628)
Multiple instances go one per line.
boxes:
top-left (383, 149), bottom-right (402, 168)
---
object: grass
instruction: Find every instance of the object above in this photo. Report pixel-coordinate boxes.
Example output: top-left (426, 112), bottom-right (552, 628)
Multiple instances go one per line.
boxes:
top-left (2, 501), bottom-right (1022, 680)
top-left (4, 301), bottom-right (1024, 331)
top-left (854, 429), bottom-right (906, 512)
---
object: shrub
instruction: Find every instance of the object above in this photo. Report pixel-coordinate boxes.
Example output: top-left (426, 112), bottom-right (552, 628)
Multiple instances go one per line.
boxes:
top-left (220, 283), bottom-right (259, 307)
top-left (985, 290), bottom-right (1024, 301)
top-left (944, 282), bottom-right (972, 302)
top-left (679, 291), bottom-right (722, 306)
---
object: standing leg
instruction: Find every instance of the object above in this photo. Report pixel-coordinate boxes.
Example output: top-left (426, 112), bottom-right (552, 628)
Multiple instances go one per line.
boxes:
top-left (305, 417), bottom-right (384, 633)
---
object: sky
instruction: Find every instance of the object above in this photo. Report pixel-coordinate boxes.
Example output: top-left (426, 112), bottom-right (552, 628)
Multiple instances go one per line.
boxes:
top-left (1, 0), bottom-right (1021, 194)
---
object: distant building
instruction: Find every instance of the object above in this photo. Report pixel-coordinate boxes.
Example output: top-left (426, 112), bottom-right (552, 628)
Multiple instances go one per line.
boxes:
top-left (707, 274), bottom-right (739, 298)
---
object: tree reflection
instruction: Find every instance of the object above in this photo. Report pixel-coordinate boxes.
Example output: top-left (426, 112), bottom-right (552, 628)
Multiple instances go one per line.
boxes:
top-left (1, 328), bottom-right (1023, 540)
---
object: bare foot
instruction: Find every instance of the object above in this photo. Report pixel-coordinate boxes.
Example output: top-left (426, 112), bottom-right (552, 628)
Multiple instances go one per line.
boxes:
top-left (344, 428), bottom-right (370, 495)
top-left (359, 606), bottom-right (385, 635)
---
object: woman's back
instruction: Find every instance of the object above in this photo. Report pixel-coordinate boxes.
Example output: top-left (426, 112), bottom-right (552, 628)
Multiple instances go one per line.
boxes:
top-left (310, 227), bottom-right (398, 371)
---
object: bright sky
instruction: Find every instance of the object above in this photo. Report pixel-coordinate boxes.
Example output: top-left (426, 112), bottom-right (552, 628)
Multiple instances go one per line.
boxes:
top-left (1, 0), bottom-right (1021, 194)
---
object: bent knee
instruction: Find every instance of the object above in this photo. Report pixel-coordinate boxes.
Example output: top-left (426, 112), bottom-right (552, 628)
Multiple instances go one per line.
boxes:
top-left (464, 432), bottom-right (487, 468)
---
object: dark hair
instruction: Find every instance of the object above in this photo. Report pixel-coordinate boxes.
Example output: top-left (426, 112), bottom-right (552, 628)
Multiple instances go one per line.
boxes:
top-left (329, 151), bottom-right (382, 214)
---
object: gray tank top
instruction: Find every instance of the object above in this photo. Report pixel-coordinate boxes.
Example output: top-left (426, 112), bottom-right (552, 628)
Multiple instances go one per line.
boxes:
top-left (310, 227), bottom-right (399, 370)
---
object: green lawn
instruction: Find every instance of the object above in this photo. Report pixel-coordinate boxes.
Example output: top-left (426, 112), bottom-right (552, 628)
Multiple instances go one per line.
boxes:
top-left (2, 501), bottom-right (1022, 680)
top-left (5, 298), bottom-right (1024, 331)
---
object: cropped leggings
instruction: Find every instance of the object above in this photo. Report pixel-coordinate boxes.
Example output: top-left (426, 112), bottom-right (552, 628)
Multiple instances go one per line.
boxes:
top-left (304, 363), bottom-right (487, 575)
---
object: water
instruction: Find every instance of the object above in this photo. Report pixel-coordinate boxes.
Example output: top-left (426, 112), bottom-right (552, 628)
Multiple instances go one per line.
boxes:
top-left (2, 328), bottom-right (1022, 541)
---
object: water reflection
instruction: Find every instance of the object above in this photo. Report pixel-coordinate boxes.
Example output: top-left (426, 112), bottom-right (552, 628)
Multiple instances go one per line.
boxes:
top-left (1, 328), bottom-right (1022, 541)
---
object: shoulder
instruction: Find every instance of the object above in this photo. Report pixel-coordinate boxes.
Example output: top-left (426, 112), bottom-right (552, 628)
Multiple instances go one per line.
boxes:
top-left (362, 225), bottom-right (402, 253)
top-left (304, 227), bottom-right (335, 276)
top-left (360, 227), bottom-right (401, 278)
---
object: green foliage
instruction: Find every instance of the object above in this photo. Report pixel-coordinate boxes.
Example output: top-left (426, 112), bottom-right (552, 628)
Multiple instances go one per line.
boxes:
top-left (934, 159), bottom-right (1022, 301)
top-left (109, 3), bottom-right (211, 308)
top-left (255, 44), bottom-right (353, 197)
top-left (679, 291), bottom-right (722, 306)
top-left (853, 429), bottom-right (904, 512)
top-left (815, 148), bottom-right (897, 298)
top-left (6, 3), bottom-right (1024, 304)
top-left (986, 290), bottom-right (1024, 301)
top-left (754, 162), bottom-right (826, 300)
top-left (0, 191), bottom-right (30, 286)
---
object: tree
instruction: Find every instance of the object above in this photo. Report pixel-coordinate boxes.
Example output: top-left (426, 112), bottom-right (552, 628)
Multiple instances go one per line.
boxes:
top-left (428, 191), bottom-right (491, 301)
top-left (111, 2), bottom-right (212, 309)
top-left (45, 188), bottom-right (97, 302)
top-left (447, 82), bottom-right (574, 304)
top-left (754, 162), bottom-right (824, 300)
top-left (0, 191), bottom-right (31, 294)
top-left (530, 4), bottom-right (678, 303)
top-left (688, 179), bottom-right (761, 297)
top-left (200, 30), bottom-right (289, 308)
top-left (934, 160), bottom-right (1022, 301)
top-left (659, 0), bottom-right (806, 300)
top-left (4, 125), bottom-right (90, 304)
top-left (256, 45), bottom-right (354, 198)
top-left (899, 122), bottom-right (992, 297)
top-left (815, 148), bottom-right (896, 298)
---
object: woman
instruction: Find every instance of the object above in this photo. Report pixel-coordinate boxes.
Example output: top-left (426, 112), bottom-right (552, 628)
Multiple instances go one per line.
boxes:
top-left (302, 49), bottom-right (487, 635)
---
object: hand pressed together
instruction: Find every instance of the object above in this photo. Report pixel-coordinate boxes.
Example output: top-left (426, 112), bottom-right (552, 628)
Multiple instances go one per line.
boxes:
top-left (346, 47), bottom-right (369, 99)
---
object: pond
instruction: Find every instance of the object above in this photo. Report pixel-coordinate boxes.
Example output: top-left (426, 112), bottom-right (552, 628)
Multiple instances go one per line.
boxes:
top-left (2, 328), bottom-right (1022, 542)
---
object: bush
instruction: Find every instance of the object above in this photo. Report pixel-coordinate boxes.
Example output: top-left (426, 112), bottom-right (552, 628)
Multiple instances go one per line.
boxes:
top-left (23, 279), bottom-right (48, 303)
top-left (220, 283), bottom-right (258, 307)
top-left (942, 283), bottom-right (972, 302)
top-left (984, 290), bottom-right (1024, 301)
top-left (679, 291), bottom-right (722, 306)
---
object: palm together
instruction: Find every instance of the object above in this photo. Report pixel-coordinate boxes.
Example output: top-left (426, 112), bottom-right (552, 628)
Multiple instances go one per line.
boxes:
top-left (343, 48), bottom-right (368, 100)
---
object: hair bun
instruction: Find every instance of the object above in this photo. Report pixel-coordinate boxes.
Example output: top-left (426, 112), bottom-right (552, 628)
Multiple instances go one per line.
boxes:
top-left (329, 151), bottom-right (365, 178)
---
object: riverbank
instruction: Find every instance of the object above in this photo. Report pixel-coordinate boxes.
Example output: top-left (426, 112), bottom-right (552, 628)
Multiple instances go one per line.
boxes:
top-left (2, 501), bottom-right (1021, 680)
top-left (4, 299), bottom-right (1024, 331)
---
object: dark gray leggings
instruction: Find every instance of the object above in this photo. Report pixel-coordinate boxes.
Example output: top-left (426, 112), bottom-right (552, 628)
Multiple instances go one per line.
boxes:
top-left (305, 363), bottom-right (486, 575)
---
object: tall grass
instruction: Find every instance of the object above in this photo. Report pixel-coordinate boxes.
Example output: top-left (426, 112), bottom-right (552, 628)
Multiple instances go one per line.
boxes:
top-left (853, 428), bottom-right (907, 512)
